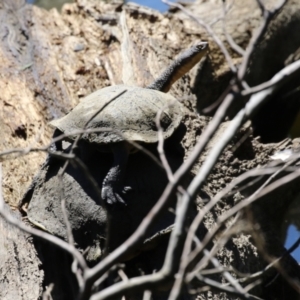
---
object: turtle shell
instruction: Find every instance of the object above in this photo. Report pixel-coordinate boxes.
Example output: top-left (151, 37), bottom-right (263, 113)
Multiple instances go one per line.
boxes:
top-left (49, 85), bottom-right (183, 144)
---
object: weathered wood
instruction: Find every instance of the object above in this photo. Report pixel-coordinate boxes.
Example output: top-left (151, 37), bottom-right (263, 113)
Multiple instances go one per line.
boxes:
top-left (0, 208), bottom-right (43, 300)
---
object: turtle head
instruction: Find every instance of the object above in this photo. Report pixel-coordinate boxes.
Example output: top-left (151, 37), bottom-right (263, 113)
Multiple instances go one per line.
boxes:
top-left (147, 41), bottom-right (209, 93)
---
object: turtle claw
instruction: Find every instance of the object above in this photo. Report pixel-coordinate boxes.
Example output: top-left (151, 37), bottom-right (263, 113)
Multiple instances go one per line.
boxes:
top-left (101, 186), bottom-right (132, 205)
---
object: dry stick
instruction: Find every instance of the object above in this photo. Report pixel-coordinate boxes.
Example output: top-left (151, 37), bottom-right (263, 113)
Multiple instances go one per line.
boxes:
top-left (52, 90), bottom-right (126, 286)
top-left (162, 0), bottom-right (237, 74)
top-left (46, 91), bottom-right (128, 246)
top-left (87, 93), bottom-right (249, 299)
top-left (0, 164), bottom-right (87, 270)
top-left (194, 273), bottom-right (263, 300)
top-left (188, 165), bottom-right (298, 227)
top-left (0, 145), bottom-right (76, 160)
top-left (91, 272), bottom-right (110, 293)
top-left (190, 169), bottom-right (300, 293)
top-left (199, 265), bottom-right (264, 297)
top-left (195, 153), bottom-right (300, 274)
top-left (203, 238), bottom-right (300, 296)
top-left (118, 269), bottom-right (129, 282)
top-left (240, 76), bottom-right (289, 97)
top-left (188, 65), bottom-right (300, 276)
top-left (143, 290), bottom-right (152, 300)
top-left (2, 125), bottom-right (159, 165)
top-left (244, 208), bottom-right (300, 292)
top-left (201, 183), bottom-right (300, 282)
top-left (168, 58), bottom-right (300, 300)
top-left (235, 237), bottom-right (300, 286)
top-left (188, 163), bottom-right (300, 275)
top-left (195, 219), bottom-right (251, 276)
top-left (199, 232), bottom-right (300, 287)
top-left (221, 0), bottom-right (245, 56)
top-left (2, 90), bottom-right (128, 293)
top-left (165, 179), bottom-right (250, 297)
top-left (193, 272), bottom-right (263, 300)
top-left (90, 272), bottom-right (166, 300)
top-left (199, 149), bottom-right (299, 223)
top-left (2, 1), bottom-right (288, 298)
top-left (79, 85), bottom-right (235, 300)
top-left (209, 0), bottom-right (235, 27)
top-left (156, 106), bottom-right (175, 181)
top-left (89, 240), bottom-right (257, 300)
top-left (90, 269), bottom-right (256, 300)
top-left (81, 3), bottom-right (291, 294)
top-left (237, 0), bottom-right (287, 81)
top-left (165, 0), bottom-right (289, 295)
top-left (54, 89), bottom-right (129, 292)
top-left (172, 212), bottom-right (247, 297)
top-left (203, 245), bottom-right (250, 294)
top-left (192, 217), bottom-right (264, 294)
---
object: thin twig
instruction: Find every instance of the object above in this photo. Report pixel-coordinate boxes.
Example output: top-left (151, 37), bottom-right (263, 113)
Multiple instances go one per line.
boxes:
top-left (156, 105), bottom-right (175, 181)
top-left (78, 91), bottom-right (235, 300)
top-left (0, 164), bottom-right (87, 271)
top-left (222, 0), bottom-right (245, 56)
top-left (162, 0), bottom-right (237, 74)
top-left (237, 0), bottom-right (287, 81)
top-left (188, 168), bottom-right (300, 283)
top-left (0, 127), bottom-right (163, 172)
top-left (167, 58), bottom-right (300, 299)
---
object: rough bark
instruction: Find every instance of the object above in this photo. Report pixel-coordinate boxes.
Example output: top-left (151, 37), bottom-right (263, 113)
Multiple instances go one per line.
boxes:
top-left (0, 208), bottom-right (43, 300)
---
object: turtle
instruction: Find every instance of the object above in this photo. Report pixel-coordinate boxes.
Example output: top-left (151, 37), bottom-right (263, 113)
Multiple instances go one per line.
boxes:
top-left (49, 41), bottom-right (208, 205)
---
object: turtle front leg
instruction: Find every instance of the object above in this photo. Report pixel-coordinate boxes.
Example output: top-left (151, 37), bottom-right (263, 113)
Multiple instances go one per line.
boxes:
top-left (52, 128), bottom-right (63, 151)
top-left (101, 142), bottom-right (132, 205)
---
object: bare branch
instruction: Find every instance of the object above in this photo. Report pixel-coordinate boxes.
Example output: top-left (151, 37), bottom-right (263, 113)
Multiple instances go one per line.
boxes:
top-left (188, 167), bottom-right (300, 283)
top-left (193, 273), bottom-right (261, 300)
top-left (79, 81), bottom-right (235, 299)
top-left (156, 106), bottom-right (174, 181)
top-left (237, 0), bottom-right (287, 81)
top-left (162, 0), bottom-right (237, 74)
top-left (222, 0), bottom-right (245, 56)
top-left (143, 290), bottom-right (152, 300)
top-left (166, 58), bottom-right (300, 298)
top-left (209, 0), bottom-right (235, 27)
top-left (90, 272), bottom-right (165, 300)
